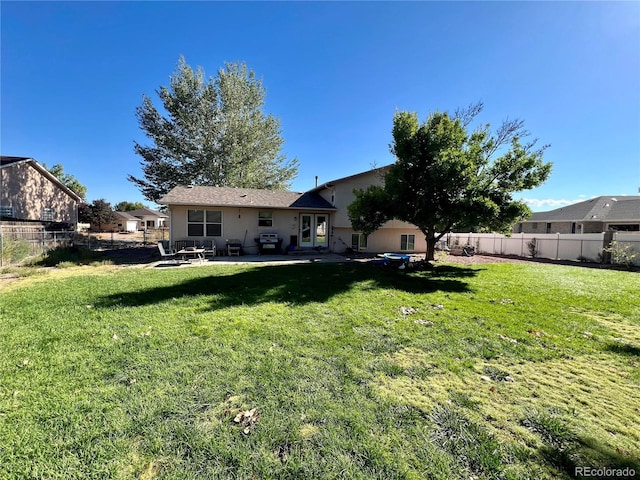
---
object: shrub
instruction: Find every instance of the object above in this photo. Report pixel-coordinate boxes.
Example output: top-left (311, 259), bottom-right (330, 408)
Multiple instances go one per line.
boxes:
top-left (526, 238), bottom-right (538, 258)
top-left (604, 241), bottom-right (639, 269)
top-left (35, 246), bottom-right (107, 267)
top-left (0, 235), bottom-right (32, 265)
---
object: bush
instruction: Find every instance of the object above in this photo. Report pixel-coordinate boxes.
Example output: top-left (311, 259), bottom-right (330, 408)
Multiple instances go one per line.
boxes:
top-left (604, 241), bottom-right (639, 269)
top-left (35, 246), bottom-right (108, 267)
top-left (0, 235), bottom-right (32, 265)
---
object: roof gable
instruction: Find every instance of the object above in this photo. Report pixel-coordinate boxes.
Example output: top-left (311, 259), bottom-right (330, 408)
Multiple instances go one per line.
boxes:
top-left (308, 165), bottom-right (391, 193)
top-left (1, 156), bottom-right (83, 202)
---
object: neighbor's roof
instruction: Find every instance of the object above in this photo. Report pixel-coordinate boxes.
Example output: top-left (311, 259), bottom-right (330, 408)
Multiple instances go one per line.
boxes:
top-left (114, 211), bottom-right (139, 221)
top-left (158, 186), bottom-right (335, 210)
top-left (126, 207), bottom-right (168, 218)
top-left (528, 196), bottom-right (640, 222)
top-left (1, 156), bottom-right (83, 202)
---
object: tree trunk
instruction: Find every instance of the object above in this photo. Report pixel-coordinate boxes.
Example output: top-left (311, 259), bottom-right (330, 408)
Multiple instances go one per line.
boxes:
top-left (424, 230), bottom-right (436, 261)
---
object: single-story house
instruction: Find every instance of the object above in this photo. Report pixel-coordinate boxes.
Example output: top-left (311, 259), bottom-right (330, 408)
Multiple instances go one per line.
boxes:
top-left (158, 166), bottom-right (426, 254)
top-left (126, 208), bottom-right (169, 230)
top-left (92, 211), bottom-right (138, 232)
top-left (514, 196), bottom-right (640, 234)
top-left (114, 212), bottom-right (140, 232)
top-left (0, 156), bottom-right (81, 227)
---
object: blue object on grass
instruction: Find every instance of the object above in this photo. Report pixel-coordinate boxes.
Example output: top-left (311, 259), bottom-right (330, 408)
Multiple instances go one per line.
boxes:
top-left (383, 253), bottom-right (410, 263)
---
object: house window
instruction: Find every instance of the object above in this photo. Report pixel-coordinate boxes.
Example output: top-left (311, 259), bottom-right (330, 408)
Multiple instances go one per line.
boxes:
top-left (188, 209), bottom-right (222, 237)
top-left (258, 211), bottom-right (273, 227)
top-left (400, 234), bottom-right (415, 251)
top-left (0, 205), bottom-right (13, 217)
top-left (531, 222), bottom-right (538, 230)
top-left (146, 220), bottom-right (155, 229)
top-left (546, 223), bottom-right (552, 234)
top-left (351, 233), bottom-right (367, 251)
top-left (608, 224), bottom-right (640, 232)
top-left (42, 208), bottom-right (54, 222)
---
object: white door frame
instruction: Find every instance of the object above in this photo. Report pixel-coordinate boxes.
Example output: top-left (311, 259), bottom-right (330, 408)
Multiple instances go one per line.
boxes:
top-left (299, 213), bottom-right (328, 248)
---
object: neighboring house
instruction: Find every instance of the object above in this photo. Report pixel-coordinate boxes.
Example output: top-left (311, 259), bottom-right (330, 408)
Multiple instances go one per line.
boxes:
top-left (514, 196), bottom-right (640, 234)
top-left (158, 166), bottom-right (427, 254)
top-left (0, 156), bottom-right (81, 227)
top-left (126, 208), bottom-right (169, 231)
top-left (99, 211), bottom-right (139, 233)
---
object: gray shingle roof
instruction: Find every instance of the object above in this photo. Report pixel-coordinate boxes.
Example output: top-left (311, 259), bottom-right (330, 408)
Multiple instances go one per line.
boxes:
top-left (0, 156), bottom-right (31, 166)
top-left (114, 211), bottom-right (139, 221)
top-left (158, 186), bottom-right (335, 210)
top-left (126, 207), bottom-right (168, 218)
top-left (529, 196), bottom-right (640, 222)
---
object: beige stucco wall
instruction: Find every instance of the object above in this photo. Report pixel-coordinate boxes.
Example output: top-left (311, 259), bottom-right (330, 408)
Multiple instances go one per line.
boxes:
top-left (169, 205), bottom-right (318, 253)
top-left (517, 221), bottom-right (577, 234)
top-left (332, 226), bottom-right (426, 254)
top-left (516, 220), bottom-right (619, 234)
top-left (320, 169), bottom-right (420, 232)
top-left (0, 162), bottom-right (77, 223)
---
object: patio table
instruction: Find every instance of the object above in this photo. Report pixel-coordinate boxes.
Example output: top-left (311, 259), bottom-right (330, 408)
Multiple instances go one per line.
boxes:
top-left (177, 247), bottom-right (205, 263)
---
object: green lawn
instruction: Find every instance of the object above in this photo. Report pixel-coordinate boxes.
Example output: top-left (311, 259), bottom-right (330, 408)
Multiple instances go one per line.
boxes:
top-left (1, 261), bottom-right (638, 479)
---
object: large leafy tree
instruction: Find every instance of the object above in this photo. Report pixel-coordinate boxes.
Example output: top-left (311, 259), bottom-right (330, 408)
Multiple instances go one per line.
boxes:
top-left (45, 163), bottom-right (87, 199)
top-left (78, 199), bottom-right (117, 231)
top-left (115, 201), bottom-right (146, 212)
top-left (348, 103), bottom-right (552, 261)
top-left (129, 56), bottom-right (299, 202)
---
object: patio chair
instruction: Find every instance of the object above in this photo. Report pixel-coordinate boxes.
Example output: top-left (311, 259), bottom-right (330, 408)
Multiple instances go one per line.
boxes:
top-left (157, 241), bottom-right (179, 264)
top-left (201, 239), bottom-right (217, 259)
top-left (174, 240), bottom-right (195, 252)
top-left (226, 239), bottom-right (242, 256)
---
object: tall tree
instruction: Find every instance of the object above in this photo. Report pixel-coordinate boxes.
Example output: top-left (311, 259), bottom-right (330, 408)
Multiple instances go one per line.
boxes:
top-left (348, 103), bottom-right (552, 261)
top-left (115, 201), bottom-right (147, 212)
top-left (78, 199), bottom-right (117, 231)
top-left (45, 163), bottom-right (87, 199)
top-left (129, 56), bottom-right (299, 202)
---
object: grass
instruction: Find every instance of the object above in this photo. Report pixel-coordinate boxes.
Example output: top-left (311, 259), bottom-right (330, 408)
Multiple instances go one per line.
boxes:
top-left (0, 260), bottom-right (638, 479)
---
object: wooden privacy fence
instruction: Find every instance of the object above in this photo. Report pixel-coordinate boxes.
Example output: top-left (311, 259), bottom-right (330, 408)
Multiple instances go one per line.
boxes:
top-left (447, 232), bottom-right (640, 266)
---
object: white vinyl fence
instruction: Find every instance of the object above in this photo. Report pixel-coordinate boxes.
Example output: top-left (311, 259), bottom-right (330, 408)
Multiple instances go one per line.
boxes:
top-left (447, 232), bottom-right (640, 266)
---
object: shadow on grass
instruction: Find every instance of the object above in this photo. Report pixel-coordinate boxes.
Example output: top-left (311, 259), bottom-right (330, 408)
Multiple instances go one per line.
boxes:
top-left (525, 410), bottom-right (640, 477)
top-left (97, 262), bottom-right (478, 310)
top-left (603, 342), bottom-right (640, 357)
top-left (541, 436), bottom-right (640, 478)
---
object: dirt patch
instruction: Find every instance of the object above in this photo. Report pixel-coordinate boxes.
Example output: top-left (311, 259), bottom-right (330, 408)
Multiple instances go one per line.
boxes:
top-left (441, 253), bottom-right (633, 271)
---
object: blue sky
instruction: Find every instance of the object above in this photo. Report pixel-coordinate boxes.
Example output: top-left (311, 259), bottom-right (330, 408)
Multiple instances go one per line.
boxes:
top-left (2, 1), bottom-right (639, 211)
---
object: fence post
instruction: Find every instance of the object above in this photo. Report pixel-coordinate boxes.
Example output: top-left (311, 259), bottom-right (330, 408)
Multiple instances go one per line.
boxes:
top-left (602, 231), bottom-right (614, 264)
top-left (556, 233), bottom-right (560, 260)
